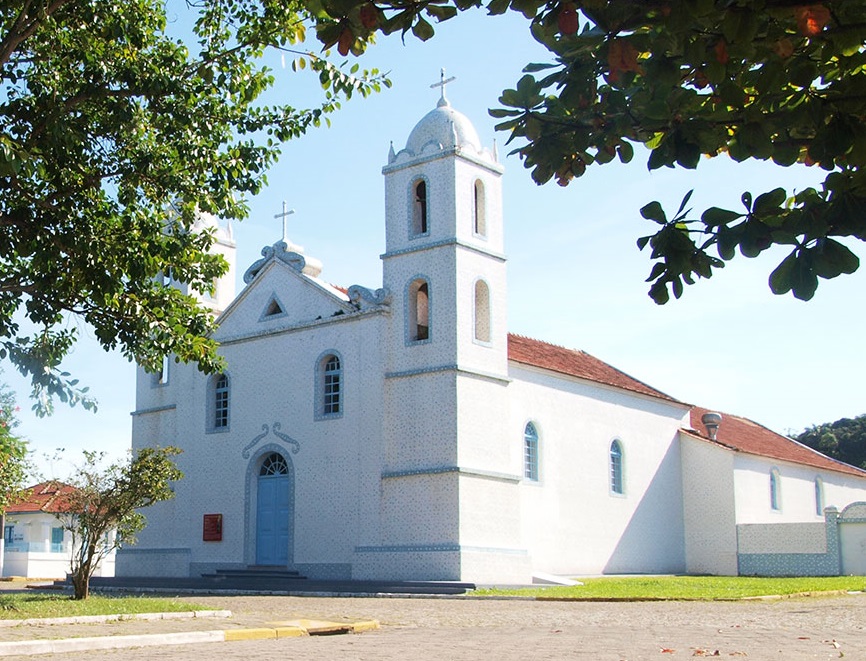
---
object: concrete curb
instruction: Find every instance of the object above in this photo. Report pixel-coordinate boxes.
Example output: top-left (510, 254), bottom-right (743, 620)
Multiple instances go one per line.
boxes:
top-left (0, 630), bottom-right (226, 656)
top-left (0, 618), bottom-right (380, 656)
top-left (0, 610), bottom-right (233, 628)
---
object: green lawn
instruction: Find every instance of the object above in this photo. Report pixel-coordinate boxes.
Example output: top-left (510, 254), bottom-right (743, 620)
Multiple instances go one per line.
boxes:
top-left (0, 593), bottom-right (205, 619)
top-left (474, 575), bottom-right (866, 600)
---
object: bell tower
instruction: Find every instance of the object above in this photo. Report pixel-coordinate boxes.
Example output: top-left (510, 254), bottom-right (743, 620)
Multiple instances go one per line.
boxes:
top-left (381, 71), bottom-right (507, 379)
top-left (358, 74), bottom-right (528, 583)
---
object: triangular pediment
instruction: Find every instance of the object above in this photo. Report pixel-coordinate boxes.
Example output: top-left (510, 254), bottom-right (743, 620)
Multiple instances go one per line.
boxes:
top-left (215, 259), bottom-right (355, 340)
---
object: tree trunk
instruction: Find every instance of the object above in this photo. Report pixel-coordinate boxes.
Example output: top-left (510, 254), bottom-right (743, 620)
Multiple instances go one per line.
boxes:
top-left (71, 568), bottom-right (89, 600)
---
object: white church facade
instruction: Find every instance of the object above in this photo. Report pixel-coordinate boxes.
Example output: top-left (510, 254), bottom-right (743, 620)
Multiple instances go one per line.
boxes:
top-left (118, 87), bottom-right (866, 584)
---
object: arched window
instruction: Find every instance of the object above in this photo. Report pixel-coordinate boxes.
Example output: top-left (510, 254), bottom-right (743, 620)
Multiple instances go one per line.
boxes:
top-left (260, 452), bottom-right (289, 476)
top-left (474, 279), bottom-right (491, 343)
top-left (321, 353), bottom-right (342, 417)
top-left (524, 422), bottom-right (539, 481)
top-left (770, 468), bottom-right (781, 511)
top-left (610, 440), bottom-right (624, 495)
top-left (412, 179), bottom-right (428, 236)
top-left (209, 373), bottom-right (230, 431)
top-left (408, 278), bottom-right (430, 342)
top-left (814, 477), bottom-right (825, 516)
top-left (473, 179), bottom-right (486, 236)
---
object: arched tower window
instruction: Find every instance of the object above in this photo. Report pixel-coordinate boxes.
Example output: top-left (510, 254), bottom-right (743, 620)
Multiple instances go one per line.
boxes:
top-left (319, 353), bottom-right (342, 417)
top-left (770, 468), bottom-right (781, 511)
top-left (814, 477), bottom-right (825, 516)
top-left (412, 179), bottom-right (428, 236)
top-left (408, 278), bottom-right (430, 342)
top-left (208, 373), bottom-right (230, 432)
top-left (610, 440), bottom-right (624, 495)
top-left (473, 179), bottom-right (486, 236)
top-left (524, 422), bottom-right (539, 481)
top-left (474, 279), bottom-right (491, 343)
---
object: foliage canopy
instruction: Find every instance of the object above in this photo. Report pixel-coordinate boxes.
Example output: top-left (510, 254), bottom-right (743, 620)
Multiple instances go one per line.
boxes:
top-left (306, 0), bottom-right (866, 303)
top-left (0, 0), bottom-right (387, 411)
top-left (0, 374), bottom-right (27, 514)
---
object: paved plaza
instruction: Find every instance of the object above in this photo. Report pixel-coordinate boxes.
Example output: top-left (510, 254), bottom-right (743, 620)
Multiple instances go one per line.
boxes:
top-left (2, 591), bottom-right (866, 660)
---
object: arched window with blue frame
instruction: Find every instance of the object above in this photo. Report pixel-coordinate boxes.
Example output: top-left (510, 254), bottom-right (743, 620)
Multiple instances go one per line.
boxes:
top-left (524, 422), bottom-right (539, 482)
top-left (770, 468), bottom-right (781, 511)
top-left (316, 352), bottom-right (343, 419)
top-left (610, 440), bottom-right (624, 495)
top-left (207, 373), bottom-right (230, 432)
top-left (814, 476), bottom-right (825, 516)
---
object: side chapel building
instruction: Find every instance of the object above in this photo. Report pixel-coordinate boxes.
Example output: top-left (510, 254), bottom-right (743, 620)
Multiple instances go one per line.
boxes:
top-left (119, 85), bottom-right (866, 583)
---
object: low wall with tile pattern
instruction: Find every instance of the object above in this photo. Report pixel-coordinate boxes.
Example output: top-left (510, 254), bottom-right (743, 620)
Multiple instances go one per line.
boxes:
top-left (736, 507), bottom-right (841, 576)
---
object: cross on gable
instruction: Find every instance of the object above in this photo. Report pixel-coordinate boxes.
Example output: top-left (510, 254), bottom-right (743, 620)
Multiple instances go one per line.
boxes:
top-left (274, 201), bottom-right (295, 242)
top-left (430, 68), bottom-right (456, 105)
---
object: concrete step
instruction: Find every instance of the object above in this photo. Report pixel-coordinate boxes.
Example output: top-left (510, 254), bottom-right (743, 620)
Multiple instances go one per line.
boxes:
top-left (67, 575), bottom-right (475, 595)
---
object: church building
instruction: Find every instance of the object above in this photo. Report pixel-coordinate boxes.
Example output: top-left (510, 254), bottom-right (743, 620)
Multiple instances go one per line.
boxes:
top-left (118, 83), bottom-right (866, 584)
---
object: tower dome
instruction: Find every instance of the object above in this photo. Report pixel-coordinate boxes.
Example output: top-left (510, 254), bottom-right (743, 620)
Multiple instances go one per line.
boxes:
top-left (403, 97), bottom-right (482, 156)
top-left (386, 70), bottom-right (500, 169)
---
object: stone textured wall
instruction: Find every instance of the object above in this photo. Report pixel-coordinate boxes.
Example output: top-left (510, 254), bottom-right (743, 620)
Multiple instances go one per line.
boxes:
top-left (736, 509), bottom-right (841, 576)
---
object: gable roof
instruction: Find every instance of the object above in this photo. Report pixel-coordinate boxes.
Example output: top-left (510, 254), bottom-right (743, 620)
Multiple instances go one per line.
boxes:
top-left (507, 334), bottom-right (681, 404)
top-left (7, 481), bottom-right (76, 514)
top-left (686, 406), bottom-right (866, 478)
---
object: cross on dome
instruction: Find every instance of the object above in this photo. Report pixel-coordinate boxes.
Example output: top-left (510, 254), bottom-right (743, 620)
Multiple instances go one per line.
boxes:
top-left (430, 68), bottom-right (456, 108)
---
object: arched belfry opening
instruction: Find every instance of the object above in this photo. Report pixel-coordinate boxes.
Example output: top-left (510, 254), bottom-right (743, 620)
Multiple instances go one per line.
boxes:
top-left (405, 277), bottom-right (431, 342)
top-left (473, 179), bottom-right (486, 236)
top-left (412, 179), bottom-right (428, 235)
top-left (474, 279), bottom-right (490, 343)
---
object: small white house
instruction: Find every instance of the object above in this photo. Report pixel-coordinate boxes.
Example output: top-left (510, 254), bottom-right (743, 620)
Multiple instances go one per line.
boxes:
top-left (2, 482), bottom-right (115, 579)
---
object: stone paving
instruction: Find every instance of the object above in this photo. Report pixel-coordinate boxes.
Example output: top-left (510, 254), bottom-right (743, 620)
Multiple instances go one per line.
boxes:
top-left (3, 591), bottom-right (866, 659)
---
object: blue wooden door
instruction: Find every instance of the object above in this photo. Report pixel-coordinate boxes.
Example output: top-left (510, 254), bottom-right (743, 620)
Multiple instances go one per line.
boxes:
top-left (256, 455), bottom-right (291, 565)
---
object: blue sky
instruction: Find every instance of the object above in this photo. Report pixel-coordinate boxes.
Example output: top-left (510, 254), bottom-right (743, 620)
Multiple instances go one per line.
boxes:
top-left (10, 8), bottom-right (866, 478)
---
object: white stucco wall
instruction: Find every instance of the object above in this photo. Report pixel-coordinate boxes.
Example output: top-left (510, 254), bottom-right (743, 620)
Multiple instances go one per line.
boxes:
top-left (507, 363), bottom-right (689, 576)
top-left (127, 261), bottom-right (388, 578)
top-left (680, 434), bottom-right (738, 575)
top-left (733, 454), bottom-right (866, 524)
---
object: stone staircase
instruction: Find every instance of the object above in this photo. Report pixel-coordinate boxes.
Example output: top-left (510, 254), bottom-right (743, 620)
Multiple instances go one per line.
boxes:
top-left (69, 569), bottom-right (475, 595)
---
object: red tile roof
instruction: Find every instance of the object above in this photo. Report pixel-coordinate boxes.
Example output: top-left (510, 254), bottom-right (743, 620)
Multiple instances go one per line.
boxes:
top-left (507, 334), bottom-right (681, 403)
top-left (686, 406), bottom-right (866, 478)
top-left (7, 481), bottom-right (76, 514)
top-left (506, 334), bottom-right (865, 477)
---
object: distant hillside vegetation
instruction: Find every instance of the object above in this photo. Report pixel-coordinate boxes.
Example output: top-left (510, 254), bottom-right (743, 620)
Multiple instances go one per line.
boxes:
top-left (796, 414), bottom-right (866, 470)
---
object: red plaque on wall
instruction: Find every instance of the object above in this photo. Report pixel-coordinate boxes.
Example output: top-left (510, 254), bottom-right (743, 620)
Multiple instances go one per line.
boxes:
top-left (203, 514), bottom-right (223, 542)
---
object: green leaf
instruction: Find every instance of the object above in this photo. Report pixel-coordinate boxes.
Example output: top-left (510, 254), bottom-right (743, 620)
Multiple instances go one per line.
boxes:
top-left (411, 17), bottom-right (435, 41)
top-left (649, 280), bottom-right (670, 305)
top-left (769, 251), bottom-right (797, 294)
top-left (813, 239), bottom-right (860, 278)
top-left (753, 188), bottom-right (787, 214)
top-left (702, 207), bottom-right (743, 227)
top-left (640, 201), bottom-right (667, 224)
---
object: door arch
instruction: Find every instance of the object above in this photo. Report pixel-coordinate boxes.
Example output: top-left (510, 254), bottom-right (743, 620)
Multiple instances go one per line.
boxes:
top-left (255, 452), bottom-right (292, 566)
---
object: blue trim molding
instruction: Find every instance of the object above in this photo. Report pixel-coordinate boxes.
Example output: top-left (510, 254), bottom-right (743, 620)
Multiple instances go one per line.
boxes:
top-left (382, 237), bottom-right (506, 262)
top-left (355, 544), bottom-right (527, 555)
top-left (381, 465), bottom-right (520, 483)
top-left (131, 404), bottom-right (177, 417)
top-left (385, 364), bottom-right (510, 385)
